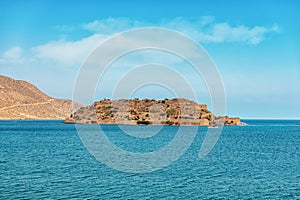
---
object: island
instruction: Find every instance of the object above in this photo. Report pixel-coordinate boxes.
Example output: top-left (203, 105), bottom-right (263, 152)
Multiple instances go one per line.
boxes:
top-left (65, 98), bottom-right (241, 126)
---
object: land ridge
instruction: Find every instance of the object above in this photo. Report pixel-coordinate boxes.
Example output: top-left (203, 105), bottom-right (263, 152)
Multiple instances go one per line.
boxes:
top-left (0, 75), bottom-right (81, 119)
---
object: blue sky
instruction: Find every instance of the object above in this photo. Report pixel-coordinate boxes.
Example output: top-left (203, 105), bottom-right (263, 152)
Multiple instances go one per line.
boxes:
top-left (0, 0), bottom-right (299, 119)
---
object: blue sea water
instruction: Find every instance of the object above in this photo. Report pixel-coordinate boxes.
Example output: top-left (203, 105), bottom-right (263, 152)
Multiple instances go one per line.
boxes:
top-left (0, 120), bottom-right (299, 199)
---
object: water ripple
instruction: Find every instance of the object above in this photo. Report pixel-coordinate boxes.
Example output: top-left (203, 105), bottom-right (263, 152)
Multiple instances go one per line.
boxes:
top-left (0, 120), bottom-right (299, 199)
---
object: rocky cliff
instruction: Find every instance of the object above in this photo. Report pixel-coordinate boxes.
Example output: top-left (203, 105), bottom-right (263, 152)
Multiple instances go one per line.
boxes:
top-left (0, 75), bottom-right (81, 119)
top-left (65, 98), bottom-right (240, 126)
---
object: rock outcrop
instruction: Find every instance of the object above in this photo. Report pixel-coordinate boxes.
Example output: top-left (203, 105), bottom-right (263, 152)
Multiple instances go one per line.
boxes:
top-left (0, 75), bottom-right (81, 119)
top-left (65, 98), bottom-right (240, 126)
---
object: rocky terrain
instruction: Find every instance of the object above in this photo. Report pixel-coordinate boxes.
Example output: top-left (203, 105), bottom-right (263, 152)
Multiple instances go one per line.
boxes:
top-left (0, 75), bottom-right (81, 119)
top-left (65, 98), bottom-right (240, 126)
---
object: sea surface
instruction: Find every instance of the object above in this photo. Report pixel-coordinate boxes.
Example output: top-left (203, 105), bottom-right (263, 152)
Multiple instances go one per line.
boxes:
top-left (0, 120), bottom-right (299, 199)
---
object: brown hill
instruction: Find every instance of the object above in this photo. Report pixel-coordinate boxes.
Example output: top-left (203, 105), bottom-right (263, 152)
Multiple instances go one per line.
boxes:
top-left (65, 98), bottom-right (240, 126)
top-left (0, 75), bottom-right (81, 119)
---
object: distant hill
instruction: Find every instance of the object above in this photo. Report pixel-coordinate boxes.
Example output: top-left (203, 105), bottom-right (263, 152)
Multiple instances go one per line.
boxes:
top-left (0, 75), bottom-right (81, 119)
top-left (65, 98), bottom-right (240, 126)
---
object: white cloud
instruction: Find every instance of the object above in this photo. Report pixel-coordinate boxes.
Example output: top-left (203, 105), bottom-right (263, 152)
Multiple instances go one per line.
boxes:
top-left (82, 17), bottom-right (279, 45)
top-left (0, 46), bottom-right (24, 64)
top-left (198, 22), bottom-right (279, 44)
top-left (0, 17), bottom-right (279, 68)
top-left (82, 18), bottom-right (142, 34)
top-left (160, 17), bottom-right (279, 45)
top-left (32, 34), bottom-right (108, 67)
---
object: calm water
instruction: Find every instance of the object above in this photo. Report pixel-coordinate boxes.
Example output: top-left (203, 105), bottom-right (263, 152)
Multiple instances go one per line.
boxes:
top-left (0, 120), bottom-right (299, 199)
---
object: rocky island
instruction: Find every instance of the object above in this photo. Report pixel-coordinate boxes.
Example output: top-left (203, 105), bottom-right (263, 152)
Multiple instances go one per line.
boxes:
top-left (65, 98), bottom-right (241, 126)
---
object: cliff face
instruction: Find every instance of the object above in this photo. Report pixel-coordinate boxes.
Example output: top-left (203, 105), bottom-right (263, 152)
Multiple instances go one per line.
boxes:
top-left (0, 75), bottom-right (81, 119)
top-left (65, 98), bottom-right (240, 126)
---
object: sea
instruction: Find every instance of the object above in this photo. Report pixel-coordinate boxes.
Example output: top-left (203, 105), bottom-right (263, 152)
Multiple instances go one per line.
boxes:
top-left (0, 120), bottom-right (299, 199)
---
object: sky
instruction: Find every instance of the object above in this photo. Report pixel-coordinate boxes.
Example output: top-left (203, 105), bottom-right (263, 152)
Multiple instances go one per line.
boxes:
top-left (0, 0), bottom-right (299, 119)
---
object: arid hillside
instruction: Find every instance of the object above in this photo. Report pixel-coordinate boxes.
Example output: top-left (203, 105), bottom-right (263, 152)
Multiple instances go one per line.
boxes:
top-left (0, 75), bottom-right (81, 119)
